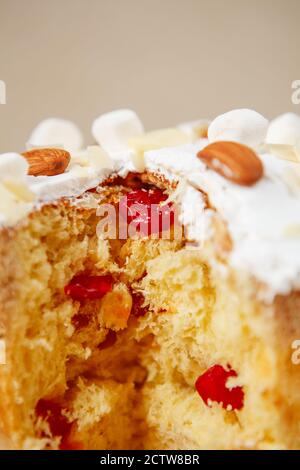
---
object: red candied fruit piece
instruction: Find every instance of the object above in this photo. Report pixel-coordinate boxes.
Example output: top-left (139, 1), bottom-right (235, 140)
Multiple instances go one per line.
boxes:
top-left (131, 292), bottom-right (148, 318)
top-left (60, 440), bottom-right (83, 451)
top-left (72, 313), bottom-right (91, 329)
top-left (98, 330), bottom-right (117, 350)
top-left (36, 399), bottom-right (83, 450)
top-left (65, 274), bottom-right (113, 301)
top-left (36, 399), bottom-right (71, 438)
top-left (119, 188), bottom-right (175, 236)
top-left (195, 364), bottom-right (244, 411)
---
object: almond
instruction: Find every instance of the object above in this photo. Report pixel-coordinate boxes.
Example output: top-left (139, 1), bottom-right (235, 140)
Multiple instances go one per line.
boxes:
top-left (197, 141), bottom-right (263, 186)
top-left (22, 148), bottom-right (70, 176)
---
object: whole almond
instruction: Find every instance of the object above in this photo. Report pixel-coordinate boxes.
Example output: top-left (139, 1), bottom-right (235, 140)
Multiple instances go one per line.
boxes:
top-left (197, 141), bottom-right (263, 186)
top-left (22, 148), bottom-right (70, 176)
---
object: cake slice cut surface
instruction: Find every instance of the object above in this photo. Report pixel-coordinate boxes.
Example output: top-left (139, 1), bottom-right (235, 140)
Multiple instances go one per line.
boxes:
top-left (0, 109), bottom-right (300, 449)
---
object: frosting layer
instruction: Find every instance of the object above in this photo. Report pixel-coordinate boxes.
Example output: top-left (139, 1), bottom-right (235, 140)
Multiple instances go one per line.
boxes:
top-left (1, 108), bottom-right (300, 301)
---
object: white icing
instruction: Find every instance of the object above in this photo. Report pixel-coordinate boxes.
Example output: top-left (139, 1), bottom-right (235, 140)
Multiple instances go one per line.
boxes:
top-left (144, 143), bottom-right (300, 301)
top-left (28, 147), bottom-right (118, 202)
top-left (28, 168), bottom-right (108, 201)
top-left (1, 108), bottom-right (300, 301)
top-left (109, 149), bottom-right (142, 176)
top-left (179, 184), bottom-right (213, 244)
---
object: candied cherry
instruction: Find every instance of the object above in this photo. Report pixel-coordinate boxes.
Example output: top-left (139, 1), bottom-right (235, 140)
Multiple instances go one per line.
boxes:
top-left (35, 399), bottom-right (82, 450)
top-left (98, 330), bottom-right (117, 350)
top-left (119, 188), bottom-right (175, 236)
top-left (71, 313), bottom-right (91, 329)
top-left (195, 364), bottom-right (244, 411)
top-left (131, 292), bottom-right (148, 318)
top-left (65, 274), bottom-right (113, 301)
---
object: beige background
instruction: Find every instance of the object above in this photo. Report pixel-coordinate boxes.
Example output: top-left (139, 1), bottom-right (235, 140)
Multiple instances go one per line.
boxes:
top-left (0, 0), bottom-right (299, 153)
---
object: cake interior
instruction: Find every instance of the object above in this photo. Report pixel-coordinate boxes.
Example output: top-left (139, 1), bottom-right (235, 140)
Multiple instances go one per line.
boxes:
top-left (1, 175), bottom-right (300, 450)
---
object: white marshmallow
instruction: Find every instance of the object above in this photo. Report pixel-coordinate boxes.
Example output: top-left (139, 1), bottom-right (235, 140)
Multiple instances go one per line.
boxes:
top-left (0, 153), bottom-right (28, 180)
top-left (265, 113), bottom-right (300, 146)
top-left (91, 109), bottom-right (144, 156)
top-left (0, 153), bottom-right (35, 209)
top-left (28, 118), bottom-right (83, 152)
top-left (208, 109), bottom-right (268, 149)
top-left (0, 183), bottom-right (32, 224)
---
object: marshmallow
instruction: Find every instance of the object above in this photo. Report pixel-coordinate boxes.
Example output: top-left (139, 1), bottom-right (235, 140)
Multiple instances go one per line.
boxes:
top-left (265, 113), bottom-right (300, 146)
top-left (0, 153), bottom-right (34, 223)
top-left (91, 109), bottom-right (144, 155)
top-left (28, 118), bottom-right (83, 152)
top-left (0, 153), bottom-right (35, 203)
top-left (0, 153), bottom-right (28, 179)
top-left (0, 183), bottom-right (32, 224)
top-left (208, 109), bottom-right (268, 149)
